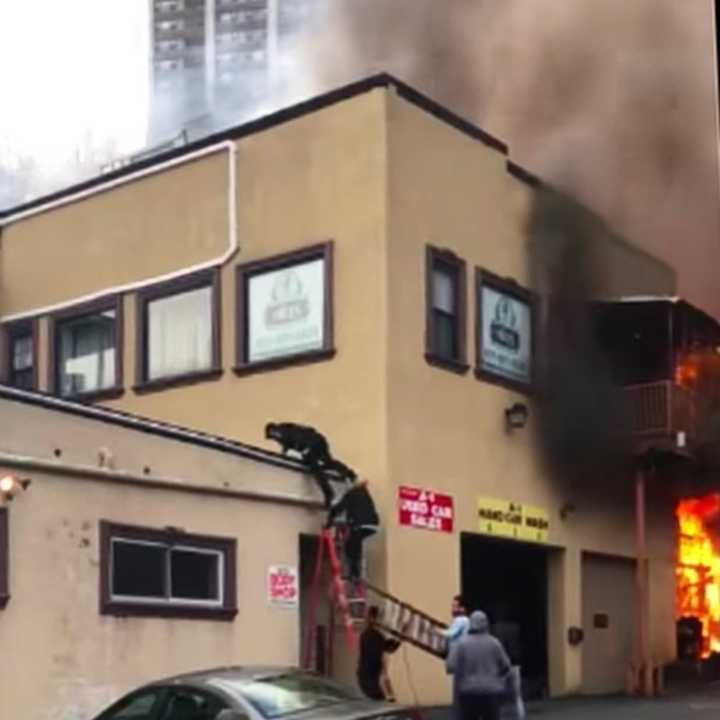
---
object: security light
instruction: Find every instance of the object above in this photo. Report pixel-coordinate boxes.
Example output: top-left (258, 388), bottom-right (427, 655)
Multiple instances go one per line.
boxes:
top-left (0, 474), bottom-right (31, 501)
top-left (505, 402), bottom-right (529, 431)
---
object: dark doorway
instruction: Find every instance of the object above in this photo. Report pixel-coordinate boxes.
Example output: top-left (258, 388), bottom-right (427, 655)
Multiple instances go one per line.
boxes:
top-left (461, 532), bottom-right (549, 699)
top-left (299, 534), bottom-right (333, 675)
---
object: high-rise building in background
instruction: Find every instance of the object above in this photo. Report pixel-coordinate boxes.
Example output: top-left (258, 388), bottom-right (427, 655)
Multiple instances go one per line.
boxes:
top-left (149, 0), bottom-right (318, 144)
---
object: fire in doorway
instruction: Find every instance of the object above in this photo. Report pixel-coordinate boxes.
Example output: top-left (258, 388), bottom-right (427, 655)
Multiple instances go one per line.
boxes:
top-left (676, 494), bottom-right (720, 658)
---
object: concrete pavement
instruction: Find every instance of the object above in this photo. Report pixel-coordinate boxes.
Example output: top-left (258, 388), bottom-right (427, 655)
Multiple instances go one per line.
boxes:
top-left (422, 683), bottom-right (720, 719)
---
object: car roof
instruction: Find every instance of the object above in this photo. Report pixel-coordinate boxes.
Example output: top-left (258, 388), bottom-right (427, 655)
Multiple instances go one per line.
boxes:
top-left (149, 666), bottom-right (299, 688)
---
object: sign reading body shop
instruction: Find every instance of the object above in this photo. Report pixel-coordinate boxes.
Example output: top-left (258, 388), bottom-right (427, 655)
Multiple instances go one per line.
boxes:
top-left (477, 497), bottom-right (549, 544)
top-left (248, 258), bottom-right (326, 363)
top-left (479, 282), bottom-right (532, 386)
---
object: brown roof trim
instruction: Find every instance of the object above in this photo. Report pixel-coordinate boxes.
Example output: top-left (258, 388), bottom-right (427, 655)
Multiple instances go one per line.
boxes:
top-left (506, 160), bottom-right (542, 188)
top-left (0, 385), bottom-right (305, 473)
top-left (390, 80), bottom-right (507, 154)
top-left (1, 73), bottom-right (512, 219)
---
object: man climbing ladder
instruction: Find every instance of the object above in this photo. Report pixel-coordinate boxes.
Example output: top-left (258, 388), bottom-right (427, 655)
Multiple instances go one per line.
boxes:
top-left (326, 477), bottom-right (380, 582)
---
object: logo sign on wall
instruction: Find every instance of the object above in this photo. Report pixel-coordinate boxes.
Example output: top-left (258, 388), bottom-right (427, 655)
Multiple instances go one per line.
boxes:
top-left (398, 486), bottom-right (454, 533)
top-left (479, 281), bottom-right (532, 386)
top-left (248, 258), bottom-right (326, 363)
top-left (477, 497), bottom-right (549, 544)
top-left (267, 565), bottom-right (299, 608)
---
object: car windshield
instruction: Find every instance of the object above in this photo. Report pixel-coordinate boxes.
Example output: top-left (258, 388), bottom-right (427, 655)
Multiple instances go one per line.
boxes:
top-left (216, 673), bottom-right (358, 719)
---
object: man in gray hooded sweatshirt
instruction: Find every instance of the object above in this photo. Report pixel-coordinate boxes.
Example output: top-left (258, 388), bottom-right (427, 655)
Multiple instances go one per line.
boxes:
top-left (453, 610), bottom-right (512, 720)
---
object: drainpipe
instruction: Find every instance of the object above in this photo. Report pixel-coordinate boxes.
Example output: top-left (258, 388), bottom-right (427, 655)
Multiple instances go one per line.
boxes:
top-left (635, 461), bottom-right (653, 696)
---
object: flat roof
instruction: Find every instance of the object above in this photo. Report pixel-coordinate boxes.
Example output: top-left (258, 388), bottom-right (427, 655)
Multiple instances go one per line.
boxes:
top-left (0, 384), bottom-right (305, 473)
top-left (0, 72), bottom-right (537, 220)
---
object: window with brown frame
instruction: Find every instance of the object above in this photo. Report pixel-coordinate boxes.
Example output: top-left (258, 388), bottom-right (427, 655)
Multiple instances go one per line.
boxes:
top-left (425, 246), bottom-right (468, 373)
top-left (4, 321), bottom-right (37, 391)
top-left (475, 268), bottom-right (534, 393)
top-left (235, 242), bottom-right (335, 374)
top-left (48, 297), bottom-right (124, 401)
top-left (99, 521), bottom-right (237, 620)
top-left (0, 508), bottom-right (8, 609)
top-left (135, 270), bottom-right (222, 392)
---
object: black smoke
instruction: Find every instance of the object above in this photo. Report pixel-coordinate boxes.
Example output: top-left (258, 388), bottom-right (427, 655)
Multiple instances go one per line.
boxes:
top-left (528, 187), bottom-right (632, 485)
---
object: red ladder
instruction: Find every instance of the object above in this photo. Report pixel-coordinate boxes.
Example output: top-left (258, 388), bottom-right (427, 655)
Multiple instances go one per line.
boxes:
top-left (303, 528), bottom-right (364, 670)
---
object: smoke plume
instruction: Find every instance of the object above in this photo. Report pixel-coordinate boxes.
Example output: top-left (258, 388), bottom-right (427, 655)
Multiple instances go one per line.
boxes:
top-left (527, 187), bottom-right (633, 484)
top-left (300, 0), bottom-right (719, 317)
top-left (292, 0), bottom-right (718, 478)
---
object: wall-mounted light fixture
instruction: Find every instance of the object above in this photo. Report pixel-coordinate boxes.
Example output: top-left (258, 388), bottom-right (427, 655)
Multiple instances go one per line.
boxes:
top-left (0, 474), bottom-right (31, 502)
top-left (505, 402), bottom-right (529, 431)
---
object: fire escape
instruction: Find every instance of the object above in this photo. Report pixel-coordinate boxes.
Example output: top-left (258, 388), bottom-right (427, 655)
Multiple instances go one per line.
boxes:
top-left (592, 296), bottom-right (720, 693)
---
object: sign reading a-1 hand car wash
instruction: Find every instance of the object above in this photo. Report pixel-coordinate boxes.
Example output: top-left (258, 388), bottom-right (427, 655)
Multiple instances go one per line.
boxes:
top-left (267, 565), bottom-right (299, 607)
top-left (398, 486), bottom-right (454, 533)
top-left (477, 271), bottom-right (533, 387)
top-left (477, 497), bottom-right (549, 544)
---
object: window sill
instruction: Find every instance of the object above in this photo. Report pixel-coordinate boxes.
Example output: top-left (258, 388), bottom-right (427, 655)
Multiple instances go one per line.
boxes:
top-left (474, 367), bottom-right (533, 396)
top-left (424, 353), bottom-right (470, 375)
top-left (234, 348), bottom-right (336, 376)
top-left (133, 368), bottom-right (224, 395)
top-left (101, 601), bottom-right (237, 621)
top-left (0, 594), bottom-right (8, 610)
top-left (60, 386), bottom-right (125, 404)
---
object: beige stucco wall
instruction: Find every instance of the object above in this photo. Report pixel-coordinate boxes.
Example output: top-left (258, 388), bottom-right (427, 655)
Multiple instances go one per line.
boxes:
top-left (383, 90), bottom-right (676, 702)
top-left (0, 86), bottom-right (682, 705)
top-left (0, 151), bottom-right (229, 314)
top-left (1, 90), bottom-right (392, 701)
top-left (112, 90), bottom-right (391, 561)
top-left (0, 396), bottom-right (322, 720)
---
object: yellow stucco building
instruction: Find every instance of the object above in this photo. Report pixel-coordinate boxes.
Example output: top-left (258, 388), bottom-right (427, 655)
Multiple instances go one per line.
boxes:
top-left (0, 74), bottom-right (680, 703)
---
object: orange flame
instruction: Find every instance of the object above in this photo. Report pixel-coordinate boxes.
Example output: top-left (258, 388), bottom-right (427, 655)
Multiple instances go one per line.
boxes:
top-left (676, 494), bottom-right (720, 658)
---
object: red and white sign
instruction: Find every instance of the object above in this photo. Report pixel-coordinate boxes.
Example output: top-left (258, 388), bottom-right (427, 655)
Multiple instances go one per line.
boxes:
top-left (268, 565), bottom-right (299, 607)
top-left (398, 486), bottom-right (454, 533)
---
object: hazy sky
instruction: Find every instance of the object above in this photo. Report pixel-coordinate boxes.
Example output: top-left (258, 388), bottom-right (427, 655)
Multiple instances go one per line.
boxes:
top-left (0, 1), bottom-right (149, 172)
top-left (1, 0), bottom-right (718, 318)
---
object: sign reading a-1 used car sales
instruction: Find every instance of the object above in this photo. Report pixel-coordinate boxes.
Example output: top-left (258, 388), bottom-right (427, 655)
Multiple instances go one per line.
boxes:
top-left (398, 486), bottom-right (454, 533)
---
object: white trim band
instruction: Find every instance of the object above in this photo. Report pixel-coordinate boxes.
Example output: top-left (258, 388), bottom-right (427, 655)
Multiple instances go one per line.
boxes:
top-left (0, 140), bottom-right (238, 323)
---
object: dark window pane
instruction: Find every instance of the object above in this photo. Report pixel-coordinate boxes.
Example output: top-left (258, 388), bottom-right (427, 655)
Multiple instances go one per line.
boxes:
top-left (9, 332), bottom-right (34, 389)
top-left (101, 690), bottom-right (162, 720)
top-left (171, 549), bottom-right (220, 601)
top-left (592, 303), bottom-right (671, 385)
top-left (159, 689), bottom-right (230, 720)
top-left (11, 369), bottom-right (34, 390)
top-left (57, 310), bottom-right (116, 396)
top-left (433, 266), bottom-right (455, 314)
top-left (432, 311), bottom-right (457, 360)
top-left (112, 541), bottom-right (166, 599)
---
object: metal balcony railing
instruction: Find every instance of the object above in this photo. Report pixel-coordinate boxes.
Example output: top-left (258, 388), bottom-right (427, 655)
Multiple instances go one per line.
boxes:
top-left (624, 381), bottom-right (695, 450)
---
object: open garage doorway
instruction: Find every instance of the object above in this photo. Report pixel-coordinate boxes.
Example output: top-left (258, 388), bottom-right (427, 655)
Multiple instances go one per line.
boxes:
top-left (461, 532), bottom-right (549, 699)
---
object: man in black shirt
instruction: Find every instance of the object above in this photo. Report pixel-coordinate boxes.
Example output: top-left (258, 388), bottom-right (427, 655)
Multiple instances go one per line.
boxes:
top-left (326, 477), bottom-right (380, 581)
top-left (357, 606), bottom-right (401, 701)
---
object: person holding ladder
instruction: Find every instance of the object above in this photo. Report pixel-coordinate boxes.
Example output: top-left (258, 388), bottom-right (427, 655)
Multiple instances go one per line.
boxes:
top-left (357, 606), bottom-right (401, 701)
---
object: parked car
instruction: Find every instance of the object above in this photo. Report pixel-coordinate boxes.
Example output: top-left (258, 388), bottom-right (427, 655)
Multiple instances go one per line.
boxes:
top-left (90, 666), bottom-right (421, 720)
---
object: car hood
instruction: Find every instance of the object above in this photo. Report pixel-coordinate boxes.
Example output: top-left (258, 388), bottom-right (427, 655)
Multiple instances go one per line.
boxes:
top-left (288, 700), bottom-right (415, 720)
